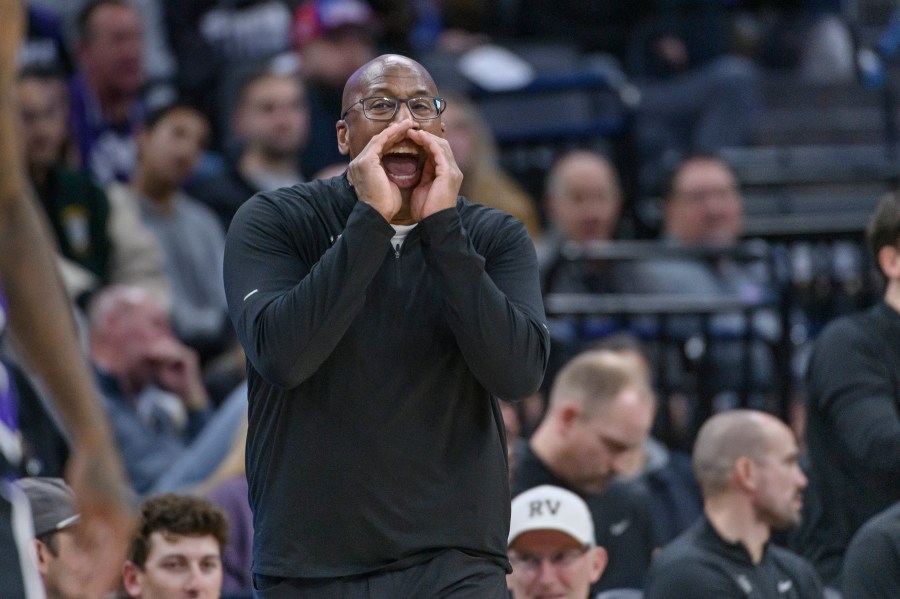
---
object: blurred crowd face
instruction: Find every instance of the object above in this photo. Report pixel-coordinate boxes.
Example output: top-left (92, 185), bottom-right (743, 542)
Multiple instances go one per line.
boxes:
top-left (122, 532), bottom-right (222, 599)
top-left (18, 76), bottom-right (69, 169)
top-left (564, 386), bottom-right (654, 494)
top-left (78, 3), bottom-right (144, 97)
top-left (301, 29), bottom-right (375, 89)
top-left (508, 529), bottom-right (606, 599)
top-left (97, 288), bottom-right (175, 389)
top-left (235, 74), bottom-right (310, 161)
top-left (750, 420), bottom-right (808, 531)
top-left (138, 108), bottom-right (209, 189)
top-left (546, 152), bottom-right (622, 243)
top-left (666, 157), bottom-right (743, 246)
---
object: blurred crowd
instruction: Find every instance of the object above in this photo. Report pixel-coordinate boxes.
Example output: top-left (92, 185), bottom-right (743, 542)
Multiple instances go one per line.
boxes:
top-left (5, 0), bottom-right (900, 598)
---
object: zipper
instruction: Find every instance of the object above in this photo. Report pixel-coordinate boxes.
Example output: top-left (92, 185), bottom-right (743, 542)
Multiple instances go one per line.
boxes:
top-left (394, 243), bottom-right (401, 286)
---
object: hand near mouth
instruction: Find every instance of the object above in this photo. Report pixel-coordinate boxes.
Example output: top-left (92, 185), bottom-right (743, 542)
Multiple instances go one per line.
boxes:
top-left (347, 121), bottom-right (417, 222)
top-left (407, 128), bottom-right (463, 223)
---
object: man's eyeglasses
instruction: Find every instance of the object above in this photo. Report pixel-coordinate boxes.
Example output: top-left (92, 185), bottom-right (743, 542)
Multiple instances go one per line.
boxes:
top-left (509, 545), bottom-right (591, 576)
top-left (340, 96), bottom-right (446, 121)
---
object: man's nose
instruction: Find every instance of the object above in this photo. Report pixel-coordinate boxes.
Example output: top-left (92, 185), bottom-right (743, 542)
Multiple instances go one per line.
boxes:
top-left (394, 101), bottom-right (417, 125)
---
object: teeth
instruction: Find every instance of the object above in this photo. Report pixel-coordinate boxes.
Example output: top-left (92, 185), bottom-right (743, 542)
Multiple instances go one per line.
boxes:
top-left (387, 146), bottom-right (417, 155)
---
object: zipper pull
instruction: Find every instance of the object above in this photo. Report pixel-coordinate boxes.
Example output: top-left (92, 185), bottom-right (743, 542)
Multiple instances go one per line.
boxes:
top-left (394, 243), bottom-right (401, 258)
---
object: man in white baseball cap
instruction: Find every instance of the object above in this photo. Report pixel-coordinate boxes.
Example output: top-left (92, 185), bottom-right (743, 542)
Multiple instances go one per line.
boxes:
top-left (508, 485), bottom-right (608, 599)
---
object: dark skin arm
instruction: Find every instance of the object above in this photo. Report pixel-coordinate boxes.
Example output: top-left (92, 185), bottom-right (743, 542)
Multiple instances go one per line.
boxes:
top-left (0, 1), bottom-right (134, 595)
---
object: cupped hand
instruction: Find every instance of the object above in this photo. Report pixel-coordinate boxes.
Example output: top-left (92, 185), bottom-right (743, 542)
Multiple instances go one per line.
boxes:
top-left (407, 128), bottom-right (463, 222)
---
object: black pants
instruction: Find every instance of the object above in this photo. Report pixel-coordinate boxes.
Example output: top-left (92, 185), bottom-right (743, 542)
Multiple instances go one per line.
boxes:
top-left (252, 549), bottom-right (510, 599)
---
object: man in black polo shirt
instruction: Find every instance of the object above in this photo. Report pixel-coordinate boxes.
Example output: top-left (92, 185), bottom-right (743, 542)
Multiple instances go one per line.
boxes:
top-left (644, 410), bottom-right (823, 598)
top-left (512, 349), bottom-right (657, 593)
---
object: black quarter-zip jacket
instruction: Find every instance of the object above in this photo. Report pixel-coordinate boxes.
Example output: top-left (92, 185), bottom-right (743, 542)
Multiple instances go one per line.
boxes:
top-left (224, 173), bottom-right (550, 578)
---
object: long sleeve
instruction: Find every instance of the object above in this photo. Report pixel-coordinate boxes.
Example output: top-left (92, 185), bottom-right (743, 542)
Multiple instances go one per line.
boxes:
top-left (224, 189), bottom-right (393, 388)
top-left (806, 312), bottom-right (900, 477)
top-left (419, 206), bottom-right (549, 399)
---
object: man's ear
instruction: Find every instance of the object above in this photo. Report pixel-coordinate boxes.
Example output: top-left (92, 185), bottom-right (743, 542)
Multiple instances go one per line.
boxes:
top-left (33, 539), bottom-right (50, 575)
top-left (734, 456), bottom-right (757, 492)
top-left (122, 561), bottom-right (142, 597)
top-left (558, 402), bottom-right (582, 433)
top-left (588, 546), bottom-right (608, 584)
top-left (336, 121), bottom-right (350, 156)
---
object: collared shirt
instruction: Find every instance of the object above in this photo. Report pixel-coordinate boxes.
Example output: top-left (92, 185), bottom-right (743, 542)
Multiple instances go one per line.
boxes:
top-left (644, 516), bottom-right (823, 598)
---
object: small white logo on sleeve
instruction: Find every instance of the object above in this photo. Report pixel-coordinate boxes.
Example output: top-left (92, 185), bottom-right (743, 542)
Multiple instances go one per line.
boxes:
top-left (777, 580), bottom-right (793, 593)
top-left (609, 519), bottom-right (631, 536)
top-left (243, 289), bottom-right (259, 301)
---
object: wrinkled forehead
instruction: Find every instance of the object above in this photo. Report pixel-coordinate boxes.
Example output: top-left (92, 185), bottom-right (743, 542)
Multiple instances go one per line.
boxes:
top-left (344, 56), bottom-right (437, 105)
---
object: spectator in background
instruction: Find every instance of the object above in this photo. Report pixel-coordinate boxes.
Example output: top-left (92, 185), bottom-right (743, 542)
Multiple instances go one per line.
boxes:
top-left (512, 349), bottom-right (657, 593)
top-left (842, 500), bottom-right (900, 598)
top-left (536, 149), bottom-right (625, 293)
top-left (69, 0), bottom-right (148, 185)
top-left (535, 150), bottom-right (628, 396)
top-left (108, 103), bottom-right (234, 363)
top-left (797, 191), bottom-right (900, 588)
top-left (594, 332), bottom-right (704, 546)
top-left (87, 285), bottom-right (245, 497)
top-left (17, 66), bottom-right (170, 306)
top-left (292, 0), bottom-right (381, 176)
top-left (622, 155), bottom-right (780, 431)
top-left (189, 67), bottom-right (311, 231)
top-left (122, 493), bottom-right (227, 599)
top-left (440, 92), bottom-right (541, 238)
top-left (17, 477), bottom-right (89, 599)
top-left (31, 0), bottom-right (175, 91)
top-left (644, 409), bottom-right (822, 598)
top-left (507, 485), bottom-right (609, 599)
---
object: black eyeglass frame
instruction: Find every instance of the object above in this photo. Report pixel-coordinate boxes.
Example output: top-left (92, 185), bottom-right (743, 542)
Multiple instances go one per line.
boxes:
top-left (340, 96), bottom-right (446, 121)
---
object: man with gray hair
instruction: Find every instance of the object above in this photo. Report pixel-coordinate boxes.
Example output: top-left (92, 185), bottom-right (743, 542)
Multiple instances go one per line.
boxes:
top-left (644, 409), bottom-right (823, 598)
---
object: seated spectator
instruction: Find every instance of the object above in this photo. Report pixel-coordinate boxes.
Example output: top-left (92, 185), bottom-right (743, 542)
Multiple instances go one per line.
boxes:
top-left (121, 493), bottom-right (227, 599)
top-left (843, 500), bottom-right (900, 598)
top-left (622, 155), bottom-right (780, 424)
top-left (189, 67), bottom-right (310, 230)
top-left (594, 333), bottom-right (703, 546)
top-left (291, 0), bottom-right (381, 176)
top-left (535, 149), bottom-right (629, 393)
top-left (796, 191), bottom-right (900, 587)
top-left (69, 0), bottom-right (150, 185)
top-left (17, 65), bottom-right (169, 306)
top-left (507, 485), bottom-right (609, 599)
top-left (440, 92), bottom-right (541, 238)
top-left (512, 349), bottom-right (657, 593)
top-left (109, 103), bottom-right (233, 363)
top-left (537, 149), bottom-right (626, 293)
top-left (644, 409), bottom-right (823, 598)
top-left (87, 284), bottom-right (245, 496)
top-left (17, 477), bottom-right (91, 599)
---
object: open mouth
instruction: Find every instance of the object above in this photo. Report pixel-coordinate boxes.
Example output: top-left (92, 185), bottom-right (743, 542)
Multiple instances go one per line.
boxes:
top-left (382, 145), bottom-right (423, 188)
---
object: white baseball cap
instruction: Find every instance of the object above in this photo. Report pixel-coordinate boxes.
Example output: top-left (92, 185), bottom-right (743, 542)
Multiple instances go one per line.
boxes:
top-left (509, 485), bottom-right (595, 547)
